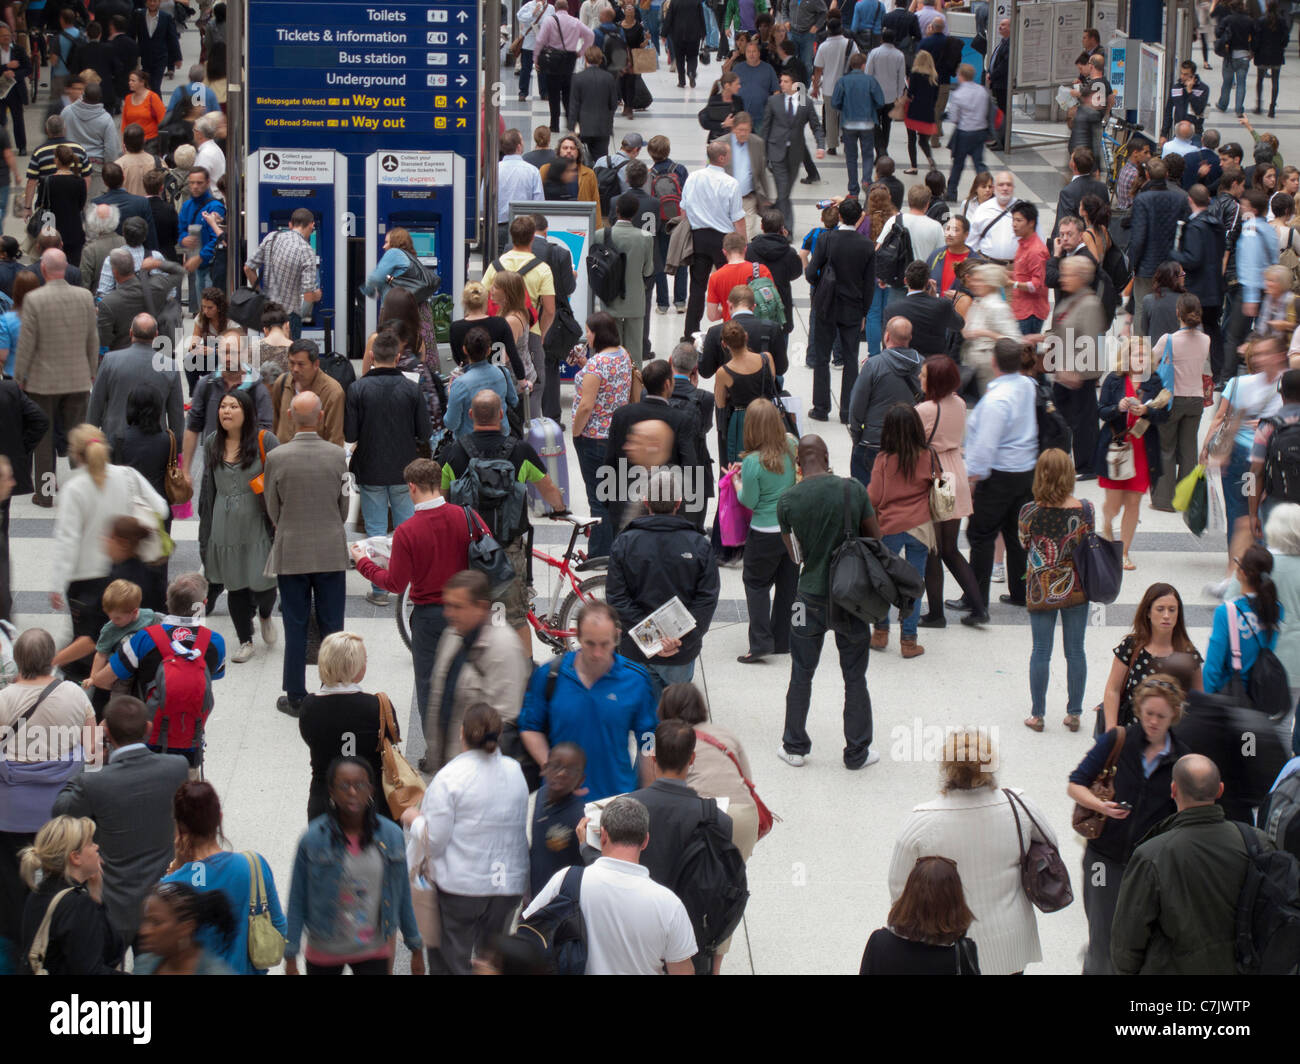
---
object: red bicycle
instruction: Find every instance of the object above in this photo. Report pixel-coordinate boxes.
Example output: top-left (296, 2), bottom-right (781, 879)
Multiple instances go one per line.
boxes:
top-left (395, 514), bottom-right (607, 654)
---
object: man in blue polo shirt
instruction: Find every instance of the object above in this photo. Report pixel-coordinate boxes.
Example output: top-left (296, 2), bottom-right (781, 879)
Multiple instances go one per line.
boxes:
top-left (517, 601), bottom-right (658, 801)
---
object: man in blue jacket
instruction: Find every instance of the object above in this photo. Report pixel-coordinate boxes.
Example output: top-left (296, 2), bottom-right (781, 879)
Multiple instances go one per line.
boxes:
top-left (832, 53), bottom-right (885, 197)
top-left (177, 167), bottom-right (224, 315)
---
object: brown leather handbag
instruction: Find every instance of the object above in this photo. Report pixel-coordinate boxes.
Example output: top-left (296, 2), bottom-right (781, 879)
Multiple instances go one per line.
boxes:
top-left (165, 430), bottom-right (193, 504)
top-left (377, 693), bottom-right (425, 819)
top-left (1071, 726), bottom-right (1127, 839)
top-left (1005, 789), bottom-right (1074, 913)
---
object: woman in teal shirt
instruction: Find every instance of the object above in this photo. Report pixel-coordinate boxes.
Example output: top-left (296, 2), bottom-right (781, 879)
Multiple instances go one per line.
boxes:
top-left (734, 399), bottom-right (797, 663)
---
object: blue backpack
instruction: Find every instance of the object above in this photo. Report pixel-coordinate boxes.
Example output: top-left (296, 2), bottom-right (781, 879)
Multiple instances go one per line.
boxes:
top-left (514, 865), bottom-right (587, 975)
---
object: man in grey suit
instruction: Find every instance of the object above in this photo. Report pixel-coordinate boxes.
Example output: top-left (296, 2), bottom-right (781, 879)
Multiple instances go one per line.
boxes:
top-left (88, 313), bottom-right (185, 443)
top-left (760, 73), bottom-right (827, 239)
top-left (600, 194), bottom-right (656, 366)
top-left (569, 44), bottom-right (620, 162)
top-left (264, 391), bottom-right (350, 717)
top-left (13, 249), bottom-right (99, 506)
top-left (52, 694), bottom-right (189, 946)
top-left (717, 112), bottom-right (776, 241)
top-left (96, 248), bottom-right (185, 352)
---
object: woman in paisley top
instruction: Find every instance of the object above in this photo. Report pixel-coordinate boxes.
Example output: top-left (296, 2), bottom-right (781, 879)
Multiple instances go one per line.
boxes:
top-left (1100, 582), bottom-right (1204, 732)
top-left (1017, 448), bottom-right (1095, 734)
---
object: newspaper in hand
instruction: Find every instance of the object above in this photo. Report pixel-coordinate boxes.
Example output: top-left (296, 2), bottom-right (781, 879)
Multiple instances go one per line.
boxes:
top-left (628, 596), bottom-right (697, 659)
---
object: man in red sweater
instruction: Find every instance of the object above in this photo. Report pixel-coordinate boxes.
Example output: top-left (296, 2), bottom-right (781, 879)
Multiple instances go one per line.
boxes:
top-left (349, 458), bottom-right (478, 732)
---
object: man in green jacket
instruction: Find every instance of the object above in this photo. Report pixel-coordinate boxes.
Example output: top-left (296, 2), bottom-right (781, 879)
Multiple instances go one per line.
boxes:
top-left (1111, 754), bottom-right (1273, 975)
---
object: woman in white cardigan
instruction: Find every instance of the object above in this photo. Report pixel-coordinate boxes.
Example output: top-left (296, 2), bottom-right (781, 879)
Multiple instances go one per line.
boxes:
top-left (887, 729), bottom-right (1058, 974)
top-left (402, 702), bottom-right (529, 976)
top-left (50, 425), bottom-right (169, 680)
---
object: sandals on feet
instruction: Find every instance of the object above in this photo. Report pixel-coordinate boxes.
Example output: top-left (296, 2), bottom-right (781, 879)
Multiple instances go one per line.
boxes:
top-left (1024, 716), bottom-right (1044, 732)
top-left (1123, 554), bottom-right (1136, 571)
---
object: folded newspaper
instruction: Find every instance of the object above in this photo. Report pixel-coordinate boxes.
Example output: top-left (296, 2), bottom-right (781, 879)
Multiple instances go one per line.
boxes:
top-left (585, 794), bottom-right (729, 849)
top-left (629, 596), bottom-right (696, 659)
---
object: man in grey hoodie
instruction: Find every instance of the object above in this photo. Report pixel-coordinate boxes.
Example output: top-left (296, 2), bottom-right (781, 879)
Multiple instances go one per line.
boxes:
top-left (61, 81), bottom-right (121, 199)
top-left (846, 315), bottom-right (922, 488)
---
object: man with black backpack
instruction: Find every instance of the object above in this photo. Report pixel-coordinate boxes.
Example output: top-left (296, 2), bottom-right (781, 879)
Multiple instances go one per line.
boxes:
top-left (1249, 368), bottom-right (1300, 541)
top-left (593, 194), bottom-right (655, 366)
top-left (1112, 754), bottom-right (1293, 975)
top-left (440, 390), bottom-right (565, 656)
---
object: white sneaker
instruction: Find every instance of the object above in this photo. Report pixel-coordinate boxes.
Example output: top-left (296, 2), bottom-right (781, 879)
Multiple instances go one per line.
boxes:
top-left (777, 744), bottom-right (805, 767)
top-left (1204, 578), bottom-right (1231, 600)
top-left (991, 563), bottom-right (1006, 583)
top-left (260, 616), bottom-right (278, 645)
top-left (232, 642), bottom-right (255, 663)
top-left (849, 749), bottom-right (882, 771)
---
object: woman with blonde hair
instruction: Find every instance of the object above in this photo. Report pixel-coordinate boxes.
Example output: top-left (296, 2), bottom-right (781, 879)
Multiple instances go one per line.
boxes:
top-left (961, 263), bottom-right (1019, 392)
top-left (732, 398), bottom-right (797, 663)
top-left (864, 184), bottom-right (902, 355)
top-left (18, 815), bottom-right (123, 974)
top-left (50, 427), bottom-right (169, 684)
top-left (1018, 448), bottom-right (1096, 731)
top-left (888, 729), bottom-right (1058, 974)
top-left (1096, 336), bottom-right (1169, 571)
top-left (448, 279), bottom-right (524, 377)
top-left (488, 269), bottom-right (539, 415)
top-left (903, 48), bottom-right (940, 173)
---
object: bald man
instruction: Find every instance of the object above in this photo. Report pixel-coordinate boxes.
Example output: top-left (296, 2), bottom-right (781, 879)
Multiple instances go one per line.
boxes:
top-left (263, 389), bottom-right (350, 717)
top-left (1111, 753), bottom-right (1275, 975)
top-left (14, 247), bottom-right (99, 504)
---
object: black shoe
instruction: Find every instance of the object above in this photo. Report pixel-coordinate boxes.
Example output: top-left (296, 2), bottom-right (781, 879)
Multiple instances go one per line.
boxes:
top-left (678, 80), bottom-right (686, 88)
top-left (1255, 105), bottom-right (1263, 115)
top-left (918, 614), bottom-right (947, 628)
top-left (276, 695), bottom-right (303, 719)
top-left (1075, 472), bottom-right (1097, 481)
top-left (1270, 106), bottom-right (1277, 118)
top-left (960, 611), bottom-right (990, 627)
top-left (689, 76), bottom-right (696, 88)
top-left (799, 176), bottom-right (821, 185)
top-left (998, 594), bottom-right (1026, 608)
top-left (831, 357), bottom-right (844, 367)
top-left (808, 409), bottom-right (830, 421)
top-left (737, 652), bottom-right (766, 664)
top-left (826, 147), bottom-right (837, 155)
top-left (945, 597), bottom-right (972, 612)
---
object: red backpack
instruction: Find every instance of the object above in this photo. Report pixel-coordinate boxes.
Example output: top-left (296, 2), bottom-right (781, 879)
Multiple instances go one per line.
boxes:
top-left (142, 625), bottom-right (214, 753)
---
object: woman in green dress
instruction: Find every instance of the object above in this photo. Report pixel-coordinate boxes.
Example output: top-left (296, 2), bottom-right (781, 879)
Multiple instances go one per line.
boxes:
top-left (198, 388), bottom-right (280, 664)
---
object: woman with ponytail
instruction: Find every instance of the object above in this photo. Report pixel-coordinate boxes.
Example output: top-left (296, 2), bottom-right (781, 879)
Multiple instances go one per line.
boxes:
top-left (133, 882), bottom-right (238, 975)
top-left (50, 426), bottom-right (169, 684)
top-left (1204, 543), bottom-right (1283, 695)
top-left (402, 702), bottom-right (529, 975)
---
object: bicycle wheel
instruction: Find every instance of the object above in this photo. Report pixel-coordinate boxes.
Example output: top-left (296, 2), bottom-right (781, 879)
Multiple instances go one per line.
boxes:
top-left (395, 586), bottom-right (414, 652)
top-left (555, 574), bottom-right (608, 650)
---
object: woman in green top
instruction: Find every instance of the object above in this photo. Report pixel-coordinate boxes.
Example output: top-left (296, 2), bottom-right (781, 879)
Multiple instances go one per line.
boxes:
top-left (732, 399), bottom-right (798, 663)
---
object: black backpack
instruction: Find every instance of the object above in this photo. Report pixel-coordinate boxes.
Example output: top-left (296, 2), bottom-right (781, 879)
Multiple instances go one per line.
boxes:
top-left (1232, 821), bottom-right (1300, 975)
top-left (874, 218), bottom-right (914, 289)
top-left (1261, 766), bottom-right (1300, 863)
top-left (587, 221), bottom-right (627, 305)
top-left (1262, 417), bottom-right (1300, 505)
top-left (445, 432), bottom-right (527, 546)
top-left (514, 865), bottom-right (588, 975)
top-left (1036, 382), bottom-right (1073, 454)
top-left (594, 158), bottom-right (629, 217)
top-left (1225, 602), bottom-right (1292, 721)
top-left (317, 312), bottom-right (356, 394)
top-left (670, 798), bottom-right (749, 975)
top-left (828, 480), bottom-right (925, 631)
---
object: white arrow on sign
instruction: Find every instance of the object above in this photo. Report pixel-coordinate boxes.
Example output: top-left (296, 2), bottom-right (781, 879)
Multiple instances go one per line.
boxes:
top-left (458, 54), bottom-right (468, 64)
top-left (455, 75), bottom-right (468, 85)
top-left (455, 32), bottom-right (467, 44)
top-left (455, 10), bottom-right (468, 20)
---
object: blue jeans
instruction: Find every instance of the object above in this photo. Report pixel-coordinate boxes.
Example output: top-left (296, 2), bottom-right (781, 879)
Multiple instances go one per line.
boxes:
top-left (655, 231), bottom-right (688, 307)
top-left (645, 660), bottom-right (696, 701)
top-left (842, 127), bottom-right (874, 194)
top-left (1224, 441), bottom-right (1252, 540)
top-left (359, 484), bottom-right (415, 592)
top-left (0, 186), bottom-right (10, 226)
top-left (1018, 315), bottom-right (1043, 335)
top-left (703, 4), bottom-right (719, 48)
top-left (866, 284), bottom-right (894, 355)
top-left (1028, 603), bottom-right (1088, 719)
top-left (410, 603), bottom-right (447, 729)
top-left (1219, 56), bottom-right (1250, 113)
top-left (278, 571), bottom-right (346, 702)
top-left (790, 30), bottom-right (816, 74)
top-left (879, 532), bottom-right (928, 637)
top-left (288, 312), bottom-right (303, 340)
top-left (645, 6), bottom-right (662, 52)
top-left (573, 434), bottom-right (613, 558)
top-left (947, 129), bottom-right (986, 199)
top-left (850, 443), bottom-right (877, 491)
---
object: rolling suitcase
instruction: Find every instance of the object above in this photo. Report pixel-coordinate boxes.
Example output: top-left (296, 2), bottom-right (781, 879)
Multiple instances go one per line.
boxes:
top-left (525, 417), bottom-right (569, 517)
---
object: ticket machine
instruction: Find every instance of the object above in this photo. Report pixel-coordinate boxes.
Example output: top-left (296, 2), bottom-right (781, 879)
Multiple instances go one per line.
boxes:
top-left (246, 148), bottom-right (348, 345)
top-left (364, 150), bottom-right (466, 339)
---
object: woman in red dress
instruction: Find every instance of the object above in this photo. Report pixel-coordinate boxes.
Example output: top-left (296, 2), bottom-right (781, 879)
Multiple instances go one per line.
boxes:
top-left (903, 49), bottom-right (940, 174)
top-left (1096, 339), bottom-right (1170, 571)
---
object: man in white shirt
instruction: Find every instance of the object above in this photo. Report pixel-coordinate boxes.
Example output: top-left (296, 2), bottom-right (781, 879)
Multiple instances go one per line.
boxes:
top-left (679, 139), bottom-right (746, 338)
top-left (495, 129), bottom-right (545, 253)
top-left (900, 184), bottom-right (944, 264)
top-left (1161, 120), bottom-right (1199, 160)
top-left (523, 795), bottom-right (697, 975)
top-left (811, 17), bottom-right (857, 154)
top-left (967, 171), bottom-right (1019, 264)
top-left (193, 112), bottom-right (226, 195)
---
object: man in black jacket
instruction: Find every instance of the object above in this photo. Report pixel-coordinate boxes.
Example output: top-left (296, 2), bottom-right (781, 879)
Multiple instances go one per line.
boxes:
top-left (745, 208), bottom-right (803, 333)
top-left (0, 24), bottom-right (32, 154)
top-left (1215, 0), bottom-right (1256, 117)
top-left (344, 330), bottom-right (432, 606)
top-left (531, 213), bottom-right (577, 422)
top-left (107, 15), bottom-right (140, 108)
top-left (0, 379), bottom-right (50, 620)
top-left (699, 285), bottom-right (788, 377)
top-left (987, 18), bottom-right (1010, 120)
top-left (806, 195), bottom-right (873, 422)
top-left (1160, 60), bottom-right (1210, 144)
top-left (1053, 148), bottom-right (1109, 240)
top-left (884, 260), bottom-right (963, 357)
top-left (606, 475), bottom-right (720, 694)
top-left (668, 343), bottom-right (715, 528)
top-left (68, 21), bottom-right (120, 114)
top-left (1127, 157), bottom-right (1190, 318)
top-left (130, 0), bottom-right (182, 98)
top-left (1172, 184), bottom-right (1229, 379)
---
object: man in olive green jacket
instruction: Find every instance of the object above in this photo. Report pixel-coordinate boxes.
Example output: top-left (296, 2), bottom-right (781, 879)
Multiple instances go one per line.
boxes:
top-left (1111, 754), bottom-right (1273, 975)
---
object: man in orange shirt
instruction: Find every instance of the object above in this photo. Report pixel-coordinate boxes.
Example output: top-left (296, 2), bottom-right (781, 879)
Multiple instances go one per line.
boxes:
top-left (1008, 201), bottom-right (1049, 335)
top-left (705, 232), bottom-right (773, 322)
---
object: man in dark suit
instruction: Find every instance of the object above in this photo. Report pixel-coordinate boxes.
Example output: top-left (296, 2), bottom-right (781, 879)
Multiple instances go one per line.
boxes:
top-left (885, 260), bottom-right (964, 357)
top-left (569, 45), bottom-right (620, 162)
top-left (668, 343), bottom-right (715, 530)
top-left (760, 72), bottom-right (826, 238)
top-left (531, 213), bottom-right (577, 423)
top-left (52, 694), bottom-right (191, 945)
top-left (96, 255), bottom-right (186, 352)
top-left (1127, 156), bottom-right (1191, 320)
top-left (0, 24), bottom-right (31, 155)
top-left (94, 162), bottom-right (161, 253)
top-left (1052, 147), bottom-right (1109, 240)
top-left (987, 17), bottom-right (1010, 120)
top-left (69, 21), bottom-right (121, 113)
top-left (107, 14), bottom-right (140, 107)
top-left (131, 0), bottom-right (182, 98)
top-left (805, 195), bottom-right (873, 422)
top-left (0, 380), bottom-right (49, 620)
top-left (1170, 184), bottom-right (1227, 377)
top-left (698, 284), bottom-right (787, 377)
top-left (1044, 214), bottom-right (1098, 300)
